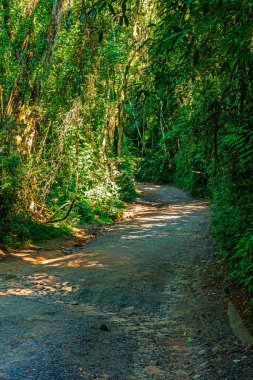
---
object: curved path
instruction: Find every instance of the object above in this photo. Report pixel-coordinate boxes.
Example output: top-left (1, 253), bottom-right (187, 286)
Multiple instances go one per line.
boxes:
top-left (0, 184), bottom-right (252, 379)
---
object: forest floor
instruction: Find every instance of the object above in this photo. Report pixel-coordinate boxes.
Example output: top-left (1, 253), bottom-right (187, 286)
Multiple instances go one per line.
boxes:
top-left (0, 184), bottom-right (253, 379)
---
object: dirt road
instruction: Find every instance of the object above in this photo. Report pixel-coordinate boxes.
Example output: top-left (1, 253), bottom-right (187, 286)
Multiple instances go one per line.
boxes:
top-left (0, 184), bottom-right (252, 379)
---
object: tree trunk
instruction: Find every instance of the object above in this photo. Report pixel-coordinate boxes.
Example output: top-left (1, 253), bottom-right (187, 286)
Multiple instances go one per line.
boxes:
top-left (45, 0), bottom-right (63, 66)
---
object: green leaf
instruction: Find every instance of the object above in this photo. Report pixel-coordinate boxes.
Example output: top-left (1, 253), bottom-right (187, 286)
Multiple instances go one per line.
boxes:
top-left (180, 4), bottom-right (187, 24)
top-left (108, 4), bottom-right (115, 14)
top-left (124, 15), bottom-right (129, 27)
top-left (98, 2), bottom-right (107, 12)
top-left (80, 12), bottom-right (86, 22)
top-left (92, 9), bottom-right (97, 19)
top-left (172, 31), bottom-right (187, 47)
top-left (194, 50), bottom-right (199, 66)
top-left (136, 90), bottom-right (144, 101)
top-left (122, 0), bottom-right (127, 15)
top-left (171, 26), bottom-right (183, 33)
top-left (98, 30), bottom-right (104, 42)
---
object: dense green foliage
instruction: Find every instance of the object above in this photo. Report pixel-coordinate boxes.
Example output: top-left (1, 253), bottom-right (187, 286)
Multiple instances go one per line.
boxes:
top-left (126, 1), bottom-right (253, 298)
top-left (0, 0), bottom-right (138, 245)
top-left (0, 1), bottom-right (252, 300)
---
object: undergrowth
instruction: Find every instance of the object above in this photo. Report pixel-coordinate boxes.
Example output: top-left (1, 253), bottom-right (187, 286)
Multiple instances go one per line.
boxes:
top-left (0, 156), bottom-right (137, 248)
top-left (0, 214), bottom-right (70, 248)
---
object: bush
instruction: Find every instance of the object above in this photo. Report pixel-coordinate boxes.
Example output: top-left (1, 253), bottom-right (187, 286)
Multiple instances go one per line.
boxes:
top-left (0, 213), bottom-right (69, 247)
top-left (115, 158), bottom-right (137, 202)
top-left (212, 180), bottom-right (253, 295)
top-left (137, 152), bottom-right (172, 184)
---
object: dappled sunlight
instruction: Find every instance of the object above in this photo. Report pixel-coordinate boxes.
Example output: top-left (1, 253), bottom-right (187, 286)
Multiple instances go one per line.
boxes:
top-left (0, 272), bottom-right (77, 298)
top-left (10, 251), bottom-right (108, 269)
top-left (0, 192), bottom-right (211, 301)
top-left (0, 288), bottom-right (34, 296)
top-left (116, 202), bottom-right (209, 241)
top-left (34, 253), bottom-right (107, 269)
top-left (138, 184), bottom-right (162, 193)
top-left (78, 369), bottom-right (110, 380)
top-left (1, 0), bottom-right (246, 374)
top-left (121, 234), bottom-right (156, 240)
top-left (140, 216), bottom-right (181, 223)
